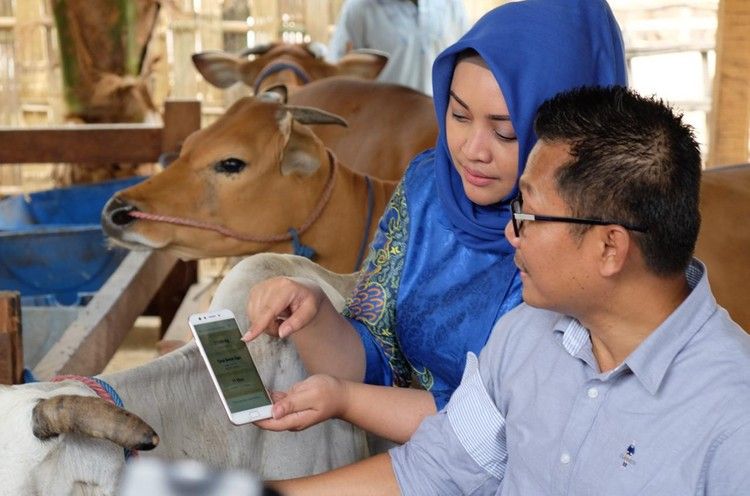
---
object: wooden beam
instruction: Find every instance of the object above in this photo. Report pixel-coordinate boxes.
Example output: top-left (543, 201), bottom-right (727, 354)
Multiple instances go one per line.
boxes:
top-left (0, 124), bottom-right (162, 164)
top-left (0, 99), bottom-right (200, 165)
top-left (32, 250), bottom-right (178, 380)
top-left (0, 292), bottom-right (23, 385)
top-left (708, 0), bottom-right (750, 168)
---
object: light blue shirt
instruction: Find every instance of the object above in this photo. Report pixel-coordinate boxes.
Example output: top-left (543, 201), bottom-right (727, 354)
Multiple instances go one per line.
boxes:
top-left (327, 0), bottom-right (468, 95)
top-left (391, 260), bottom-right (750, 495)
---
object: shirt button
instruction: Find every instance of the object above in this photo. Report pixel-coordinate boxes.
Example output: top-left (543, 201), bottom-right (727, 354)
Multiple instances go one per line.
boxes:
top-left (587, 387), bottom-right (599, 399)
top-left (560, 453), bottom-right (571, 464)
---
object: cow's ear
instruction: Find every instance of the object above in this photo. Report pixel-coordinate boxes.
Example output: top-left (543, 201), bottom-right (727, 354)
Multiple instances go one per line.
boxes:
top-left (280, 121), bottom-right (322, 177)
top-left (335, 49), bottom-right (389, 80)
top-left (192, 51), bottom-right (244, 89)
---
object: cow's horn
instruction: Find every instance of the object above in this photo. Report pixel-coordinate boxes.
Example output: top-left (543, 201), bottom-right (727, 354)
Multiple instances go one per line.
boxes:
top-left (304, 42), bottom-right (327, 59)
top-left (239, 43), bottom-right (275, 57)
top-left (284, 105), bottom-right (348, 127)
top-left (33, 395), bottom-right (159, 451)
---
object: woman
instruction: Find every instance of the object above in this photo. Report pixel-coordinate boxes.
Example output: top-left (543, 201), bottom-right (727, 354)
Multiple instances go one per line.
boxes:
top-left (244, 0), bottom-right (627, 443)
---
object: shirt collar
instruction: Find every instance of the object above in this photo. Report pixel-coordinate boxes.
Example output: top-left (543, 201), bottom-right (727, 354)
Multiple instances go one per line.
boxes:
top-left (553, 259), bottom-right (717, 395)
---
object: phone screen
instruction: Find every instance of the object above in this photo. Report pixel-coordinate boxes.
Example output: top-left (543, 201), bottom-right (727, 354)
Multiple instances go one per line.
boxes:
top-left (193, 318), bottom-right (272, 413)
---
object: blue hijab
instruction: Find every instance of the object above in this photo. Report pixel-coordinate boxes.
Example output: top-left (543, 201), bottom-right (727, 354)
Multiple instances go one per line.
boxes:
top-left (433, 0), bottom-right (628, 253)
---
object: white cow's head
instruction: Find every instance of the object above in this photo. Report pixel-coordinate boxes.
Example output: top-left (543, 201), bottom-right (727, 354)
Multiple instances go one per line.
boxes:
top-left (0, 381), bottom-right (158, 496)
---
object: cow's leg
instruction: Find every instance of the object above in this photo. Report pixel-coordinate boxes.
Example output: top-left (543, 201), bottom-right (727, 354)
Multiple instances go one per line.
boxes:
top-left (209, 253), bottom-right (367, 477)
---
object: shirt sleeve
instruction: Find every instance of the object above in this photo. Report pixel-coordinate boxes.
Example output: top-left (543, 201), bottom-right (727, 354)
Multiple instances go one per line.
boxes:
top-left (704, 421), bottom-right (750, 495)
top-left (326, 0), bottom-right (364, 61)
top-left (389, 352), bottom-right (507, 495)
top-left (342, 180), bottom-right (412, 389)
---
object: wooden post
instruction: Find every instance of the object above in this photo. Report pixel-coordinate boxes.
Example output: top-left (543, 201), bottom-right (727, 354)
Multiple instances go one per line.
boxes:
top-left (708, 0), bottom-right (750, 168)
top-left (0, 291), bottom-right (23, 385)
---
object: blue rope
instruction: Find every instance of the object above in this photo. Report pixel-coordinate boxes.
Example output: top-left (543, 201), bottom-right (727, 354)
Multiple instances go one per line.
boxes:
top-left (289, 228), bottom-right (317, 260)
top-left (253, 62), bottom-right (311, 93)
top-left (23, 368), bottom-right (37, 383)
top-left (91, 376), bottom-right (124, 408)
top-left (354, 176), bottom-right (375, 271)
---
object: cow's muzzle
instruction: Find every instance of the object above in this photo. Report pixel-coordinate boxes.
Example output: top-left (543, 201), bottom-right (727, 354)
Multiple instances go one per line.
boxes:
top-left (101, 196), bottom-right (138, 234)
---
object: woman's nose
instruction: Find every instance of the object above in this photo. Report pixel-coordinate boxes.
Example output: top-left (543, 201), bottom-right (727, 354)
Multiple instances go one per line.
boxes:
top-left (461, 128), bottom-right (491, 163)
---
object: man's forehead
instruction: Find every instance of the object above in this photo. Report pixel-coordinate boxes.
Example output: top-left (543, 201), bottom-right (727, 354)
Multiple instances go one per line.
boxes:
top-left (520, 140), bottom-right (572, 190)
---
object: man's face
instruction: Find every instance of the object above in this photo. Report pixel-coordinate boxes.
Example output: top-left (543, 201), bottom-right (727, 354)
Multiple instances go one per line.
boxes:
top-left (505, 140), bottom-right (598, 314)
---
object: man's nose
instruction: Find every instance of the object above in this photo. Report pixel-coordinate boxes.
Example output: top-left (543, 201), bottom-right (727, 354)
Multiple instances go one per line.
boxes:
top-left (505, 218), bottom-right (520, 247)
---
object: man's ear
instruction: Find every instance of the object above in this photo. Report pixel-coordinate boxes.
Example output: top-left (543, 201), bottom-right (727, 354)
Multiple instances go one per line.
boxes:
top-left (598, 226), bottom-right (631, 277)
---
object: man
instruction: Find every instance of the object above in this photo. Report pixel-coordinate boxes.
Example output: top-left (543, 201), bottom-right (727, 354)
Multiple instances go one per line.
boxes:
top-left (269, 86), bottom-right (750, 494)
top-left (326, 0), bottom-right (468, 95)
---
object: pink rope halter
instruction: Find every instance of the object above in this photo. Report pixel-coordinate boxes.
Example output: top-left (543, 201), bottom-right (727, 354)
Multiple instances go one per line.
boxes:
top-left (128, 152), bottom-right (337, 245)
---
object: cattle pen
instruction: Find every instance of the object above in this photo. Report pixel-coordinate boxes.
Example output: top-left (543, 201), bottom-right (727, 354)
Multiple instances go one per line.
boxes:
top-left (0, 100), bottom-right (201, 382)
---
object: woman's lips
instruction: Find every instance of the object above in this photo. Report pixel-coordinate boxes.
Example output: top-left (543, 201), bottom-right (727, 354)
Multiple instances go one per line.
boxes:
top-left (461, 165), bottom-right (495, 187)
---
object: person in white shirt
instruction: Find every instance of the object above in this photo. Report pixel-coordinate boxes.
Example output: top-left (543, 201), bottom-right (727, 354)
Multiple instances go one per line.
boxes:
top-left (327, 0), bottom-right (469, 95)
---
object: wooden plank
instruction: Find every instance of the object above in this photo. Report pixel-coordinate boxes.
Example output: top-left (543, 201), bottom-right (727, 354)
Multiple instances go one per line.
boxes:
top-left (161, 280), bottom-right (216, 344)
top-left (162, 100), bottom-right (201, 155)
top-left (0, 291), bottom-right (22, 385)
top-left (708, 0), bottom-right (750, 167)
top-left (0, 124), bottom-right (162, 164)
top-left (32, 250), bottom-right (178, 380)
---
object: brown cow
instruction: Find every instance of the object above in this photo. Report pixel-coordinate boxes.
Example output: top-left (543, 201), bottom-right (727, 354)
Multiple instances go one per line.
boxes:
top-left (287, 77), bottom-right (437, 181)
top-left (696, 163), bottom-right (750, 332)
top-left (102, 96), bottom-right (397, 274)
top-left (193, 42), bottom-right (388, 94)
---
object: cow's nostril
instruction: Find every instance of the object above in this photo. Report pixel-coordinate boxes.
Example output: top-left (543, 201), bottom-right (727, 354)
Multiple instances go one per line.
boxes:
top-left (111, 207), bottom-right (137, 226)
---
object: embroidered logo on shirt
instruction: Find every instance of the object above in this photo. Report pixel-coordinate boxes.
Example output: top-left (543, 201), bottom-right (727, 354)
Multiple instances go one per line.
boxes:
top-left (621, 442), bottom-right (636, 468)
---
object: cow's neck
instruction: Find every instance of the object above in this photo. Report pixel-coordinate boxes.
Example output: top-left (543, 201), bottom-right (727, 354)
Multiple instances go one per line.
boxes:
top-left (304, 154), bottom-right (397, 273)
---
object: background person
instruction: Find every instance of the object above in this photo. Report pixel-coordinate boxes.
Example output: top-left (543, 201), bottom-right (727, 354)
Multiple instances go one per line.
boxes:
top-left (244, 0), bottom-right (628, 444)
top-left (269, 85), bottom-right (750, 496)
top-left (326, 0), bottom-right (469, 95)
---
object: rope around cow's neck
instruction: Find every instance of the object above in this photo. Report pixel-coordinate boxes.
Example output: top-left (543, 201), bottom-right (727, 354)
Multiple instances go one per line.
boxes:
top-left (128, 153), bottom-right (337, 247)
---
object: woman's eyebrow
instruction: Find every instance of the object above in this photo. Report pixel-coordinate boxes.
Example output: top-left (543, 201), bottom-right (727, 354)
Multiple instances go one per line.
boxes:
top-left (450, 90), bottom-right (511, 122)
top-left (449, 90), bottom-right (468, 109)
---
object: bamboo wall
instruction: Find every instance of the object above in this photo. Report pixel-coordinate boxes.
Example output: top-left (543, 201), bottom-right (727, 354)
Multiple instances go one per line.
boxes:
top-left (0, 0), bottom-right (741, 195)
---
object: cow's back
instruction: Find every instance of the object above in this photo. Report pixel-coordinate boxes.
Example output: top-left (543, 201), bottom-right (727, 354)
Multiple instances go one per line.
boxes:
top-left (696, 163), bottom-right (750, 331)
top-left (289, 77), bottom-right (438, 181)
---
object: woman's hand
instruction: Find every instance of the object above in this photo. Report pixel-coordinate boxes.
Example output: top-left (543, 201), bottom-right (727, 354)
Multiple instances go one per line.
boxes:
top-left (254, 375), bottom-right (348, 432)
top-left (243, 276), bottom-right (327, 342)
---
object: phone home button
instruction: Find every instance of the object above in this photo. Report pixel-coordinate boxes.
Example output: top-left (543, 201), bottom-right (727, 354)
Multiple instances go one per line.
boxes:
top-left (250, 411), bottom-right (260, 419)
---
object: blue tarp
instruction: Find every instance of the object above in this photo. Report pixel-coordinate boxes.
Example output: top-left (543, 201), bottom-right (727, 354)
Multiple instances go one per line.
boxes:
top-left (0, 176), bottom-right (145, 305)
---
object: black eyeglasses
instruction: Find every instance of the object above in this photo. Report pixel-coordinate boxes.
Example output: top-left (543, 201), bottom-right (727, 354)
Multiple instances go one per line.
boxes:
top-left (510, 194), bottom-right (648, 237)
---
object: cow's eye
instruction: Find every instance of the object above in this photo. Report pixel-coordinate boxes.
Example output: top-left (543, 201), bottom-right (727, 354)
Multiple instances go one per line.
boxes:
top-left (214, 158), bottom-right (246, 174)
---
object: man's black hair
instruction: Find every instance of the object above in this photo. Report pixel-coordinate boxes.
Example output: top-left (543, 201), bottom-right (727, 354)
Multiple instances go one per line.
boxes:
top-left (534, 85), bottom-right (701, 275)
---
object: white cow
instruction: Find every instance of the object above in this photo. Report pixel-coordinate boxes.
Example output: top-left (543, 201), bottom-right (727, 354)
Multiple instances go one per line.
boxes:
top-left (0, 253), bottom-right (366, 496)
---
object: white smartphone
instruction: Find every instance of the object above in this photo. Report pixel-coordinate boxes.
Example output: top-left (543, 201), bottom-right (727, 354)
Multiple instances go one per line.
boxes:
top-left (188, 309), bottom-right (273, 425)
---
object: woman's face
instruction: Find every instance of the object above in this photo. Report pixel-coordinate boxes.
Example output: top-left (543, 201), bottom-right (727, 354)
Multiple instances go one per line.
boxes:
top-left (446, 57), bottom-right (519, 206)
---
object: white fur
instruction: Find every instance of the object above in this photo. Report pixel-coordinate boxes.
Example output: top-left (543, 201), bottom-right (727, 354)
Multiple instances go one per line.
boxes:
top-left (1, 254), bottom-right (365, 493)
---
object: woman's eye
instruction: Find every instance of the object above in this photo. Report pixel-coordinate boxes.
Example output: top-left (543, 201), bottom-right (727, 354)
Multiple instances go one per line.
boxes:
top-left (494, 128), bottom-right (517, 142)
top-left (451, 112), bottom-right (469, 122)
top-left (213, 158), bottom-right (247, 174)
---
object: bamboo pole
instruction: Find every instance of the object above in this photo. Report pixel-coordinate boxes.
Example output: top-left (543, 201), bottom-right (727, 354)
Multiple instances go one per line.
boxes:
top-left (0, 291), bottom-right (23, 385)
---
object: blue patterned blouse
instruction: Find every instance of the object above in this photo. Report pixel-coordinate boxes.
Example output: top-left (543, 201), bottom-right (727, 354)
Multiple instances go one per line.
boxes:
top-left (343, 149), bottom-right (522, 409)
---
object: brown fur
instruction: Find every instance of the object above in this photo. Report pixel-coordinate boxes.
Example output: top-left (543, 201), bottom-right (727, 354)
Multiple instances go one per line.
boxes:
top-left (192, 42), bottom-right (389, 93)
top-left (102, 97), bottom-right (397, 273)
top-left (696, 163), bottom-right (750, 331)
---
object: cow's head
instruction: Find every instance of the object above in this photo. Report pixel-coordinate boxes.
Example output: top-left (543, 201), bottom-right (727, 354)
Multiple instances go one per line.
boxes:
top-left (101, 92), bottom-right (347, 260)
top-left (192, 42), bottom-right (388, 94)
